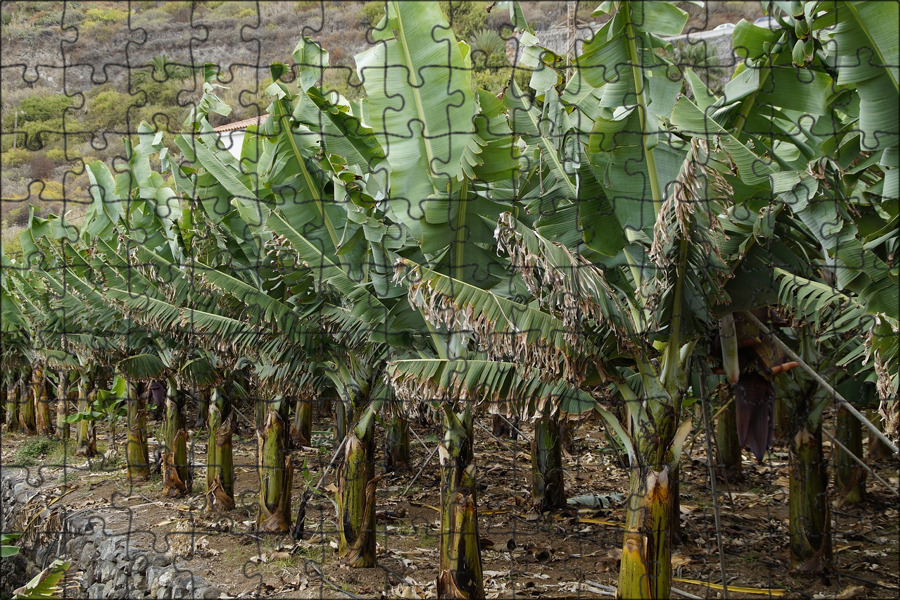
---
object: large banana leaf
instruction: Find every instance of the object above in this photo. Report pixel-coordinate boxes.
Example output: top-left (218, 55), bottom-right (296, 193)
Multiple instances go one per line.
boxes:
top-left (387, 357), bottom-right (598, 417)
top-left (356, 1), bottom-right (477, 237)
top-left (393, 258), bottom-right (601, 383)
top-left (823, 2), bottom-right (898, 152)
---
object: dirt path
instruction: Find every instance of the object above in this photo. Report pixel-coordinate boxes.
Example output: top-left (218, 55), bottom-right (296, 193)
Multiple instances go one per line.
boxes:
top-left (2, 409), bottom-right (898, 599)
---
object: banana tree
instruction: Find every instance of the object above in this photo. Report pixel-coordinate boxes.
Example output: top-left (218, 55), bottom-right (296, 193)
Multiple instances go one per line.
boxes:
top-left (685, 0), bottom-right (898, 574)
top-left (1, 252), bottom-right (29, 434)
top-left (322, 350), bottom-right (387, 567)
top-left (170, 57), bottom-right (425, 547)
top-left (206, 384), bottom-right (235, 511)
top-left (31, 363), bottom-right (53, 436)
top-left (357, 2), bottom-right (539, 592)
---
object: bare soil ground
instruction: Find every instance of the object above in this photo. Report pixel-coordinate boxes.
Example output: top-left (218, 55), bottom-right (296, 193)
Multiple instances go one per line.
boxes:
top-left (2, 406), bottom-right (898, 599)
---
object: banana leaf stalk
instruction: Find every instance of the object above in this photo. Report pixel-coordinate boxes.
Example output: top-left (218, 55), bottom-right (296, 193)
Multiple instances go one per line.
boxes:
top-left (715, 388), bottom-right (743, 482)
top-left (55, 371), bottom-right (69, 441)
top-left (6, 375), bottom-right (19, 432)
top-left (437, 405), bottom-right (484, 600)
top-left (835, 405), bottom-right (866, 506)
top-left (719, 314), bottom-right (740, 384)
top-left (207, 386), bottom-right (235, 511)
top-left (291, 398), bottom-right (312, 448)
top-left (33, 365), bottom-right (54, 436)
top-left (789, 424), bottom-right (832, 572)
top-left (774, 394), bottom-right (791, 443)
top-left (337, 403), bottom-right (379, 567)
top-left (194, 388), bottom-right (209, 430)
top-left (20, 370), bottom-right (36, 434)
top-left (257, 401), bottom-right (292, 532)
top-left (610, 361), bottom-right (692, 600)
top-left (618, 466), bottom-right (675, 599)
top-left (384, 412), bottom-right (411, 472)
top-left (531, 413), bottom-right (565, 512)
top-left (75, 375), bottom-right (96, 457)
top-left (162, 377), bottom-right (191, 497)
top-left (334, 397), bottom-right (349, 445)
top-left (125, 380), bottom-right (150, 482)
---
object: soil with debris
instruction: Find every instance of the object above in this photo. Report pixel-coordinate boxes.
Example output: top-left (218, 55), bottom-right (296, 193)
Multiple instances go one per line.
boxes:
top-left (2, 406), bottom-right (898, 599)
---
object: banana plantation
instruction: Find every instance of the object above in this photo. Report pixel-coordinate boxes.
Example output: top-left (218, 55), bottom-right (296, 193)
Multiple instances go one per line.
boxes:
top-left (1, 2), bottom-right (898, 599)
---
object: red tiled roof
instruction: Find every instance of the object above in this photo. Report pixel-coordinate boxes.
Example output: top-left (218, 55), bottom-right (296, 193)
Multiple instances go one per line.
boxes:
top-left (213, 114), bottom-right (269, 132)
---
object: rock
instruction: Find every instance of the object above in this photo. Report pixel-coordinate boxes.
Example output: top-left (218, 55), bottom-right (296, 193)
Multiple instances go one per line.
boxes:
top-left (80, 541), bottom-right (96, 565)
top-left (88, 583), bottom-right (105, 599)
top-left (100, 541), bottom-right (118, 562)
top-left (0, 552), bottom-right (28, 599)
top-left (132, 553), bottom-right (149, 574)
top-left (148, 567), bottom-right (163, 594)
top-left (12, 481), bottom-right (27, 498)
top-left (158, 569), bottom-right (176, 590)
top-left (151, 554), bottom-right (171, 567)
top-left (195, 585), bottom-right (222, 599)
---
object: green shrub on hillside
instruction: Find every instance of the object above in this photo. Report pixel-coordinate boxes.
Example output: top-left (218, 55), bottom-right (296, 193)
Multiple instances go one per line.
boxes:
top-left (162, 2), bottom-right (193, 14)
top-left (362, 1), bottom-right (384, 27)
top-left (45, 147), bottom-right (69, 163)
top-left (1, 148), bottom-right (30, 168)
top-left (84, 7), bottom-right (128, 22)
top-left (17, 119), bottom-right (71, 152)
top-left (135, 104), bottom-right (186, 133)
top-left (17, 94), bottom-right (76, 122)
top-left (87, 88), bottom-right (136, 131)
top-left (439, 1), bottom-right (488, 41)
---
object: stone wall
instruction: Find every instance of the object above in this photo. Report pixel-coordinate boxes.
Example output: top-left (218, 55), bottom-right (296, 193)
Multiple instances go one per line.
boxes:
top-left (1, 474), bottom-right (221, 600)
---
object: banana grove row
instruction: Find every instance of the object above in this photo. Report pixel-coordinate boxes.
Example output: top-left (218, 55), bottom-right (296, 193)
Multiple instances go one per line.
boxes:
top-left (2, 2), bottom-right (896, 598)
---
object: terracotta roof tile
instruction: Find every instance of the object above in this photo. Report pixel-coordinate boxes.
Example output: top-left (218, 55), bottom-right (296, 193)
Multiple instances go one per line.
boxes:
top-left (213, 114), bottom-right (269, 132)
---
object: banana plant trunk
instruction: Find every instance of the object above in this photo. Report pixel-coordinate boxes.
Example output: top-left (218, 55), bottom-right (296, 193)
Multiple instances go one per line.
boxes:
top-left (55, 372), bottom-right (69, 441)
top-left (6, 377), bottom-right (19, 432)
top-left (126, 380), bottom-right (150, 482)
top-left (337, 404), bottom-right (378, 567)
top-left (385, 413), bottom-right (411, 472)
top-left (835, 405), bottom-right (866, 506)
top-left (866, 408), bottom-right (892, 461)
top-left (789, 424), bottom-right (832, 573)
top-left (33, 366), bottom-right (54, 436)
top-left (194, 388), bottom-right (209, 430)
top-left (75, 376), bottom-right (97, 457)
top-left (531, 413), bottom-right (565, 512)
top-left (207, 386), bottom-right (235, 511)
top-left (162, 377), bottom-right (191, 497)
top-left (335, 398), bottom-right (349, 445)
top-left (437, 405), bottom-right (484, 600)
top-left (715, 393), bottom-right (743, 481)
top-left (291, 398), bottom-right (312, 448)
top-left (20, 371), bottom-right (36, 434)
top-left (774, 394), bottom-right (791, 444)
top-left (618, 464), bottom-right (675, 599)
top-left (255, 394), bottom-right (267, 431)
top-left (257, 402), bottom-right (293, 532)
